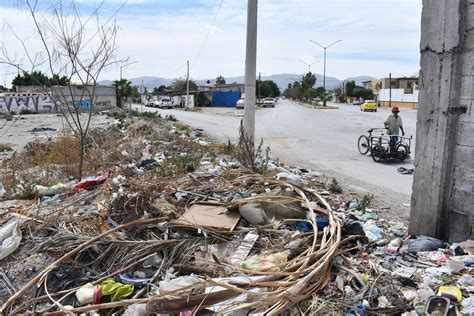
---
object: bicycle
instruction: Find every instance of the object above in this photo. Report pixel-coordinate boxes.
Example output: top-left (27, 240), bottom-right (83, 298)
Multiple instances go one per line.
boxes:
top-left (357, 128), bottom-right (385, 155)
top-left (370, 134), bottom-right (412, 162)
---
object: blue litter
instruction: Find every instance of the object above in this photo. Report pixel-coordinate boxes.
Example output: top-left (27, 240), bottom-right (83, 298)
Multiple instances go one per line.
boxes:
top-left (294, 217), bottom-right (329, 232)
top-left (115, 273), bottom-right (151, 289)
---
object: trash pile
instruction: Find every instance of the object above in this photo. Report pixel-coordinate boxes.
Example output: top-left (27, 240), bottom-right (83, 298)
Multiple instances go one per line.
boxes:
top-left (0, 112), bottom-right (472, 315)
top-left (397, 167), bottom-right (415, 175)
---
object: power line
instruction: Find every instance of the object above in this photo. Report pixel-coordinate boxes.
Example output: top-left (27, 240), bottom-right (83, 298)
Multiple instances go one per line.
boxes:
top-left (192, 0), bottom-right (224, 67)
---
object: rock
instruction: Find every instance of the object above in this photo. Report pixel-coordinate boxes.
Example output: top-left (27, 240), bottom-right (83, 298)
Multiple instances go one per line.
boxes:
top-left (152, 198), bottom-right (177, 217)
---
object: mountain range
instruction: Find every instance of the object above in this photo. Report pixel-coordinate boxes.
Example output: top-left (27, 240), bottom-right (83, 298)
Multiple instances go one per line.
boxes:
top-left (99, 74), bottom-right (376, 91)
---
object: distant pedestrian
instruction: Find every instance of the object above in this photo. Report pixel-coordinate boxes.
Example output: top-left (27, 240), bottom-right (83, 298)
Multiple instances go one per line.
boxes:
top-left (384, 106), bottom-right (405, 150)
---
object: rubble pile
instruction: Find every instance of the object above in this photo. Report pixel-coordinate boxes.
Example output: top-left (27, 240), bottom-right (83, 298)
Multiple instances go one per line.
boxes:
top-left (0, 112), bottom-right (473, 315)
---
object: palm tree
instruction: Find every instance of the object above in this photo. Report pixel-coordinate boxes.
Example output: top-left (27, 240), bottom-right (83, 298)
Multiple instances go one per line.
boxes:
top-left (113, 79), bottom-right (133, 108)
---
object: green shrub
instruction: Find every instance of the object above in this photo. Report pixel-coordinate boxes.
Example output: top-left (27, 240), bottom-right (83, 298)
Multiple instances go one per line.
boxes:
top-left (329, 178), bottom-right (343, 194)
top-left (156, 155), bottom-right (201, 177)
top-left (0, 144), bottom-right (13, 152)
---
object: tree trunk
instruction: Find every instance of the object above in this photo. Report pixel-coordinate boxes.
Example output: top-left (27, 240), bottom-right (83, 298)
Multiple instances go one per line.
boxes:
top-left (78, 135), bottom-right (85, 180)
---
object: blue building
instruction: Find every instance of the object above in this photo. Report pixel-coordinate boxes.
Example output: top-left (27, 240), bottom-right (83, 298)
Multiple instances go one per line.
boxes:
top-left (209, 83), bottom-right (244, 107)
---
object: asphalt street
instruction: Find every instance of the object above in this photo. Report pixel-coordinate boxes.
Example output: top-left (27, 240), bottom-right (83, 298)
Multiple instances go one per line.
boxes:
top-left (133, 100), bottom-right (418, 216)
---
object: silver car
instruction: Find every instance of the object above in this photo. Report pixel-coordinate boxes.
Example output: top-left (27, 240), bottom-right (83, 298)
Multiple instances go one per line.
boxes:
top-left (236, 98), bottom-right (245, 109)
top-left (263, 98), bottom-right (275, 108)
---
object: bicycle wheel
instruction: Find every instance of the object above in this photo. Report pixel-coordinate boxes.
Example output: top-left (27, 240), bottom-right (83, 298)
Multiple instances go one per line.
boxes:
top-left (357, 135), bottom-right (370, 155)
top-left (371, 144), bottom-right (385, 162)
top-left (396, 144), bottom-right (409, 161)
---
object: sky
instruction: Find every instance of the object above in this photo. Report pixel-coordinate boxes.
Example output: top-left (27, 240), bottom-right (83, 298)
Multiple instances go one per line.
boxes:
top-left (0, 0), bottom-right (422, 86)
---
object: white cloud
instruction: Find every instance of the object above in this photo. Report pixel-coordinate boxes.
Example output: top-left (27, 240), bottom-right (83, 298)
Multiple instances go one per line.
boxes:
top-left (0, 0), bottom-right (422, 86)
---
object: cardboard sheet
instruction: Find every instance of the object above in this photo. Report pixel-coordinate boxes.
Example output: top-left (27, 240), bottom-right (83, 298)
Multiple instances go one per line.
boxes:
top-left (174, 203), bottom-right (240, 231)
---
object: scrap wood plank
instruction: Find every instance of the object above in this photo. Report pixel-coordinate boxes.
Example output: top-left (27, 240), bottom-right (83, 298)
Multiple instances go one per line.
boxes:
top-left (172, 203), bottom-right (240, 231)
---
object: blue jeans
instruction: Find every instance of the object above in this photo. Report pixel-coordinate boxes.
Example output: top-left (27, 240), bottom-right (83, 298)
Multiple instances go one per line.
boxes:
top-left (390, 135), bottom-right (399, 151)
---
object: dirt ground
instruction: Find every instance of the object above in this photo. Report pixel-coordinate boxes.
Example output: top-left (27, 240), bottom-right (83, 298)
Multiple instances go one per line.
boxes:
top-left (0, 113), bottom-right (117, 160)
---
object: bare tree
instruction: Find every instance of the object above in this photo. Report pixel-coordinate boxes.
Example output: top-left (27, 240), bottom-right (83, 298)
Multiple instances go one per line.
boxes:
top-left (0, 0), bottom-right (125, 179)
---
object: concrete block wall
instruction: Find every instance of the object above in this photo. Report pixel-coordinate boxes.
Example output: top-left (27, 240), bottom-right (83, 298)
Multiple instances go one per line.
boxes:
top-left (410, 0), bottom-right (474, 242)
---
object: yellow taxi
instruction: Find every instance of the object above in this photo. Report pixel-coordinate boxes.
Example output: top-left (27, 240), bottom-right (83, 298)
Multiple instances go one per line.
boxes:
top-left (360, 100), bottom-right (378, 112)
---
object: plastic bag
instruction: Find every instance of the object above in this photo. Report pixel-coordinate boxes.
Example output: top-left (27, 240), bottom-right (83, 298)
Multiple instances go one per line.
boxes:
top-left (276, 172), bottom-right (303, 186)
top-left (74, 172), bottom-right (111, 190)
top-left (36, 181), bottom-right (76, 197)
top-left (241, 253), bottom-right (288, 272)
top-left (101, 278), bottom-right (134, 302)
top-left (0, 221), bottom-right (22, 260)
top-left (406, 235), bottom-right (446, 253)
top-left (158, 275), bottom-right (203, 293)
top-left (76, 283), bottom-right (102, 305)
top-left (116, 273), bottom-right (151, 289)
top-left (363, 220), bottom-right (383, 242)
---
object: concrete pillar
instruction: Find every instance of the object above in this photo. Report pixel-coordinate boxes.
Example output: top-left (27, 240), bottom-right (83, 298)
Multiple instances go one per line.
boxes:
top-left (410, 0), bottom-right (474, 242)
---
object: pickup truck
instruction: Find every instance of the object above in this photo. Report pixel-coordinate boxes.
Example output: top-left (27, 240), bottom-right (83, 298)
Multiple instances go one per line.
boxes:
top-left (159, 97), bottom-right (173, 109)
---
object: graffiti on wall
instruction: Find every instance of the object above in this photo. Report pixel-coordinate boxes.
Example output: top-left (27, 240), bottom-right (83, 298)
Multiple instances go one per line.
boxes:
top-left (0, 95), bottom-right (59, 113)
top-left (0, 94), bottom-right (114, 113)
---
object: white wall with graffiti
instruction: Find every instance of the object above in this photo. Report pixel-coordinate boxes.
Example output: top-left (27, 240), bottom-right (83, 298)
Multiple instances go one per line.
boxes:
top-left (0, 86), bottom-right (116, 113)
top-left (0, 93), bottom-right (59, 113)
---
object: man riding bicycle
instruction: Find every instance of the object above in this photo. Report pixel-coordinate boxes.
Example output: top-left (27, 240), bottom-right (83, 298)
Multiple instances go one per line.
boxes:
top-left (384, 106), bottom-right (405, 151)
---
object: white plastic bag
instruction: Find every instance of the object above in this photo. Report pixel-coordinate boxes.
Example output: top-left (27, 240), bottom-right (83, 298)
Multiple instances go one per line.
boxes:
top-left (0, 221), bottom-right (22, 260)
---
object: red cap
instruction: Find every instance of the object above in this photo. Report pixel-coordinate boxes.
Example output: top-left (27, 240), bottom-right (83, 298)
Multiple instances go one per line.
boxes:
top-left (392, 106), bottom-right (400, 112)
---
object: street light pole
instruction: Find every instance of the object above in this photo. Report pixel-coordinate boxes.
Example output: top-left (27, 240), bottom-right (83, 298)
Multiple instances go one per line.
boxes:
top-left (309, 40), bottom-right (341, 91)
top-left (298, 60), bottom-right (319, 73)
top-left (243, 0), bottom-right (258, 145)
top-left (120, 61), bottom-right (138, 80)
top-left (186, 60), bottom-right (190, 109)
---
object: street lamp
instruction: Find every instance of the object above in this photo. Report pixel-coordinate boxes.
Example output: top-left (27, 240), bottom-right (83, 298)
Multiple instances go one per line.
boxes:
top-left (298, 60), bottom-right (319, 73)
top-left (309, 40), bottom-right (341, 90)
top-left (120, 61), bottom-right (138, 80)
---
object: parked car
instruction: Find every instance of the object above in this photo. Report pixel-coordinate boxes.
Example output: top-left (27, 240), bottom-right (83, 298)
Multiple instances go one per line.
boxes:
top-left (236, 97), bottom-right (245, 109)
top-left (263, 98), bottom-right (275, 108)
top-left (360, 100), bottom-right (378, 112)
top-left (144, 100), bottom-right (154, 107)
top-left (159, 97), bottom-right (173, 109)
top-left (152, 100), bottom-right (160, 108)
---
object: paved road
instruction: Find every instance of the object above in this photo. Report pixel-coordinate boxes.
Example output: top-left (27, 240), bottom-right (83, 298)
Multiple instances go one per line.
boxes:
top-left (133, 100), bottom-right (417, 215)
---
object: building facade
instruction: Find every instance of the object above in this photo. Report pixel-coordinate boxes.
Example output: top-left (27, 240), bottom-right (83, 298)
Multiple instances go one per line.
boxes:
top-left (364, 77), bottom-right (419, 109)
top-left (0, 85), bottom-right (116, 113)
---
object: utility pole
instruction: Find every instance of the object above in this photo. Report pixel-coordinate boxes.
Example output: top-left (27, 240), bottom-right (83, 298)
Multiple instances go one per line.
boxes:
top-left (342, 81), bottom-right (345, 103)
top-left (243, 0), bottom-right (257, 144)
top-left (186, 60), bottom-right (190, 109)
top-left (120, 61), bottom-right (137, 80)
top-left (389, 72), bottom-right (392, 108)
top-left (141, 79), bottom-right (144, 111)
top-left (309, 40), bottom-right (341, 91)
top-left (258, 72), bottom-right (261, 105)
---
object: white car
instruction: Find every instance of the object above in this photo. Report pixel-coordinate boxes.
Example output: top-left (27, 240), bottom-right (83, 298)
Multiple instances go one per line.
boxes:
top-left (159, 97), bottom-right (173, 109)
top-left (263, 98), bottom-right (275, 108)
top-left (236, 98), bottom-right (245, 109)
